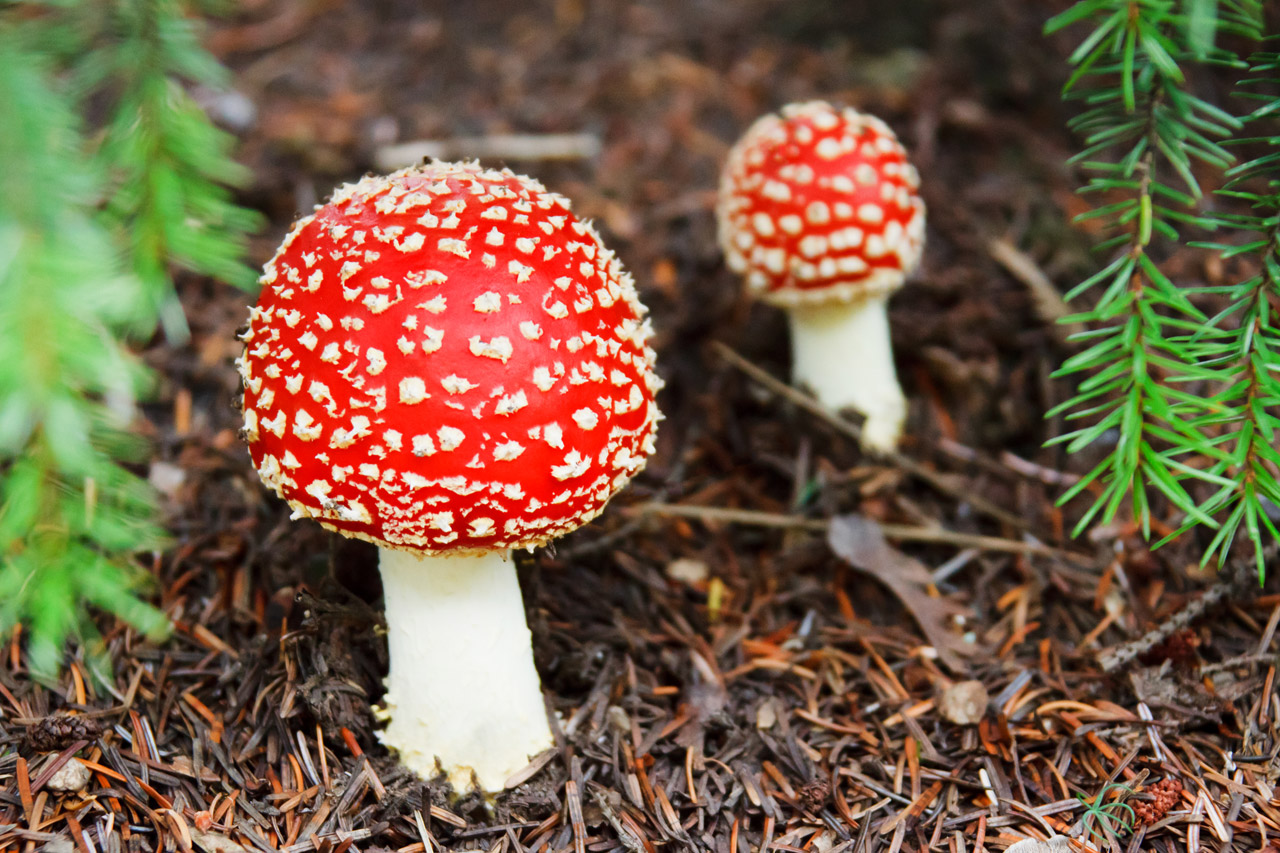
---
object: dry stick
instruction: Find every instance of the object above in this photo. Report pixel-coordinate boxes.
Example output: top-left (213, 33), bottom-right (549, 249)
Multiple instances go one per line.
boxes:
top-left (712, 341), bottom-right (1030, 530)
top-left (374, 133), bottom-right (602, 172)
top-left (630, 502), bottom-right (1088, 562)
top-left (986, 238), bottom-right (1083, 339)
top-left (1097, 555), bottom-right (1265, 673)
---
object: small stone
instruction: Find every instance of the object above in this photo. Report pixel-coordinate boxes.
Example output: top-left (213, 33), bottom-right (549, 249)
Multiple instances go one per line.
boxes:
top-left (755, 698), bottom-right (778, 730)
top-left (938, 680), bottom-right (989, 726)
top-left (46, 757), bottom-right (92, 793)
top-left (193, 87), bottom-right (258, 133)
top-left (809, 830), bottom-right (839, 853)
top-left (666, 558), bottom-right (708, 585)
top-left (1005, 837), bottom-right (1073, 853)
top-left (190, 828), bottom-right (253, 853)
top-left (148, 461), bottom-right (187, 498)
top-left (606, 705), bottom-right (631, 736)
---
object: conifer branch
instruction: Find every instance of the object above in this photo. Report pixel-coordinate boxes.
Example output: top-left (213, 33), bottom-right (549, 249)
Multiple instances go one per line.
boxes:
top-left (0, 1), bottom-right (257, 677)
top-left (0, 32), bottom-right (169, 679)
top-left (1178, 49), bottom-right (1280, 577)
top-left (1048, 2), bottom-right (1277, 574)
top-left (89, 0), bottom-right (261, 341)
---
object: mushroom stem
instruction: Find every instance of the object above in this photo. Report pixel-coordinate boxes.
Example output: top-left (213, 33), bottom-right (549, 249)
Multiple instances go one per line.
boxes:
top-left (786, 297), bottom-right (905, 452)
top-left (377, 547), bottom-right (553, 792)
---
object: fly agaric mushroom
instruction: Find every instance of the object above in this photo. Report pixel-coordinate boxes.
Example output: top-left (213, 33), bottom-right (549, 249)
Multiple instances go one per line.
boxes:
top-left (717, 101), bottom-right (926, 451)
top-left (238, 161), bottom-right (662, 792)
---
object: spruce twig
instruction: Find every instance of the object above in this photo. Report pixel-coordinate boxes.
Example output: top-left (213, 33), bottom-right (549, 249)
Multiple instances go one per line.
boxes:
top-left (1046, 1), bottom-right (1277, 574)
top-left (0, 33), bottom-right (168, 679)
top-left (0, 0), bottom-right (258, 678)
top-left (90, 0), bottom-right (261, 341)
top-left (1178, 49), bottom-right (1280, 577)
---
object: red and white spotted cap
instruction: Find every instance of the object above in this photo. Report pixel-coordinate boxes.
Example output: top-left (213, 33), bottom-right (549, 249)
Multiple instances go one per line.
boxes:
top-left (239, 161), bottom-right (662, 555)
top-left (717, 101), bottom-right (926, 307)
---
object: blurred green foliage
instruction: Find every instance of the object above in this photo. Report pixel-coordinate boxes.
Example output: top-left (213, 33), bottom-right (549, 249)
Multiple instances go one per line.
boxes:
top-left (0, 1), bottom-right (258, 680)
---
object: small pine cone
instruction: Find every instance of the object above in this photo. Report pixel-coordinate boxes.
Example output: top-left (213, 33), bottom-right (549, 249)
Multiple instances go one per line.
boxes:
top-left (796, 777), bottom-right (831, 813)
top-left (26, 714), bottom-right (104, 753)
top-left (1133, 777), bottom-right (1183, 826)
top-left (1138, 628), bottom-right (1200, 668)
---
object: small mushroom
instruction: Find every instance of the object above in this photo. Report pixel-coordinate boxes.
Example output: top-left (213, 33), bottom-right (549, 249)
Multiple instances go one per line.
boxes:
top-left (239, 161), bottom-right (662, 792)
top-left (717, 101), bottom-right (926, 451)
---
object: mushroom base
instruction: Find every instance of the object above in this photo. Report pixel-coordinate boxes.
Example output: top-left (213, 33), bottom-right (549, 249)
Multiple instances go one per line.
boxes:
top-left (787, 298), bottom-right (906, 452)
top-left (377, 547), bottom-right (554, 793)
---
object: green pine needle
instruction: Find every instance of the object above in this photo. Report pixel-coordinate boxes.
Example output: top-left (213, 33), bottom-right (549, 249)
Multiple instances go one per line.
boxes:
top-left (1048, 2), bottom-right (1278, 578)
top-left (91, 0), bottom-right (262, 342)
top-left (0, 0), bottom-right (258, 680)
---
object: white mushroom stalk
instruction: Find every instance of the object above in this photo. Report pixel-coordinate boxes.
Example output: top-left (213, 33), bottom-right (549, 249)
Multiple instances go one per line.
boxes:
top-left (786, 297), bottom-right (905, 453)
top-left (377, 548), bottom-right (552, 792)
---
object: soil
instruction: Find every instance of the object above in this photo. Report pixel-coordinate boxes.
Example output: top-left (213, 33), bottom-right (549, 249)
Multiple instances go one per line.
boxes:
top-left (5, 2), bottom-right (1280, 852)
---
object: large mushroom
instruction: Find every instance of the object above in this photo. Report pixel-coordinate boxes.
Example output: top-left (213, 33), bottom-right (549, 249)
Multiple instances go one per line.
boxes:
top-left (238, 161), bottom-right (662, 792)
top-left (717, 101), bottom-right (926, 452)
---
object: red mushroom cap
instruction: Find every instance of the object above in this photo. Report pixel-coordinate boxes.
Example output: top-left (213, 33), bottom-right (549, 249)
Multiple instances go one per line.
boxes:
top-left (717, 101), bottom-right (926, 307)
top-left (239, 162), bottom-right (662, 555)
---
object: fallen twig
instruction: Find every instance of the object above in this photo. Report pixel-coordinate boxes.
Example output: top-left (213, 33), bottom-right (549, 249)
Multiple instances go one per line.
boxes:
top-left (986, 237), bottom-right (1081, 338)
top-left (1097, 554), bottom-right (1265, 672)
top-left (711, 341), bottom-right (1030, 531)
top-left (374, 133), bottom-right (602, 171)
top-left (629, 501), bottom-right (1089, 561)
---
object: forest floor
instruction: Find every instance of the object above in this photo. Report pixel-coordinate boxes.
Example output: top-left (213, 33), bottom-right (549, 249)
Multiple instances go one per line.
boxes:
top-left (5, 1), bottom-right (1280, 852)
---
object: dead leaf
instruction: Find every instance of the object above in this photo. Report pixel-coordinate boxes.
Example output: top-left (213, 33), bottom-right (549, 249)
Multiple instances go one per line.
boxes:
top-left (827, 515), bottom-right (976, 672)
top-left (1129, 666), bottom-right (1229, 721)
top-left (674, 650), bottom-right (727, 749)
